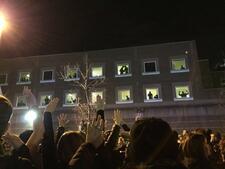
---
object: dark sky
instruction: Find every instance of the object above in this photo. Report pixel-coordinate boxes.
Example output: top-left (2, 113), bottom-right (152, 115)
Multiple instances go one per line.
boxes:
top-left (0, 0), bottom-right (224, 59)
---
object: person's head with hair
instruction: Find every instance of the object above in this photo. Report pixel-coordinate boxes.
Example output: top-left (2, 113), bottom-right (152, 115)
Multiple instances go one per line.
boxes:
top-left (0, 95), bottom-right (13, 137)
top-left (57, 131), bottom-right (85, 165)
top-left (19, 130), bottom-right (33, 143)
top-left (128, 117), bottom-right (178, 165)
top-left (182, 133), bottom-right (210, 160)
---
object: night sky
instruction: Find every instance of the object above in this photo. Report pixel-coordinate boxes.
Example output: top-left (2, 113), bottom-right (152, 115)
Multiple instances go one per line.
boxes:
top-left (0, 0), bottom-right (224, 59)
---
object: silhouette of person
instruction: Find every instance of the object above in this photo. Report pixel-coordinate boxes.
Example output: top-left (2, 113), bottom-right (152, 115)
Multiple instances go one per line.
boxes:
top-left (180, 65), bottom-right (185, 70)
top-left (126, 95), bottom-right (130, 100)
top-left (124, 65), bottom-right (129, 74)
top-left (148, 91), bottom-right (153, 99)
top-left (154, 94), bottom-right (159, 99)
top-left (44, 96), bottom-right (50, 105)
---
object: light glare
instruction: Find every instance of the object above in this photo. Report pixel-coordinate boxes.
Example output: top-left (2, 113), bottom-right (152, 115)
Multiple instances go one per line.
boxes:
top-left (24, 110), bottom-right (37, 125)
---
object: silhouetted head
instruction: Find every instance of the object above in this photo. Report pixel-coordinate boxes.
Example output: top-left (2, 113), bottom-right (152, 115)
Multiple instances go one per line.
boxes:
top-left (129, 118), bottom-right (178, 165)
top-left (57, 131), bottom-right (85, 165)
top-left (183, 133), bottom-right (209, 160)
top-left (0, 95), bottom-right (12, 136)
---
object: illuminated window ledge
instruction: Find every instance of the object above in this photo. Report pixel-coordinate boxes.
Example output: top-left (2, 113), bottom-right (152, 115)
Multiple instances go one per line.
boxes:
top-left (174, 97), bottom-right (193, 101)
top-left (116, 100), bottom-right (133, 104)
top-left (89, 76), bottom-right (105, 80)
top-left (115, 74), bottom-right (132, 78)
top-left (142, 71), bottom-right (160, 76)
top-left (0, 83), bottom-right (8, 86)
top-left (40, 80), bottom-right (55, 83)
top-left (64, 78), bottom-right (80, 82)
top-left (170, 69), bottom-right (189, 73)
top-left (16, 81), bottom-right (31, 85)
top-left (144, 99), bottom-right (162, 103)
top-left (62, 104), bottom-right (78, 107)
top-left (13, 106), bottom-right (29, 110)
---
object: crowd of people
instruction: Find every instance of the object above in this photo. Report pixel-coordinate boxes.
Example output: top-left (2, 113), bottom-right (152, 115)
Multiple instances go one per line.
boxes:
top-left (1, 92), bottom-right (225, 169)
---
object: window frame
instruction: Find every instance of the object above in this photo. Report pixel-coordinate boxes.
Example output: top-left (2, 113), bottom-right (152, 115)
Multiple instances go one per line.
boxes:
top-left (143, 84), bottom-right (162, 103)
top-left (16, 71), bottom-right (32, 85)
top-left (14, 95), bottom-right (29, 110)
top-left (90, 89), bottom-right (105, 104)
top-left (173, 82), bottom-right (193, 101)
top-left (64, 65), bottom-right (80, 81)
top-left (116, 86), bottom-right (133, 104)
top-left (0, 72), bottom-right (8, 86)
top-left (115, 61), bottom-right (132, 78)
top-left (89, 63), bottom-right (105, 79)
top-left (40, 68), bottom-right (55, 83)
top-left (170, 56), bottom-right (190, 73)
top-left (38, 92), bottom-right (54, 108)
top-left (142, 58), bottom-right (160, 75)
top-left (63, 91), bottom-right (78, 107)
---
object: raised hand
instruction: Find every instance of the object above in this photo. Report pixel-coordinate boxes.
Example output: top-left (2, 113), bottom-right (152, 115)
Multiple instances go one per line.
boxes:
top-left (2, 132), bottom-right (24, 149)
top-left (113, 109), bottom-right (122, 126)
top-left (45, 97), bottom-right (59, 113)
top-left (57, 113), bottom-right (70, 127)
top-left (86, 115), bottom-right (104, 149)
top-left (23, 86), bottom-right (37, 107)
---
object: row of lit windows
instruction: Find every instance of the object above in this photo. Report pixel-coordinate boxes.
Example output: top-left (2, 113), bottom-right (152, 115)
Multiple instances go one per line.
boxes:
top-left (0, 57), bottom-right (189, 85)
top-left (13, 83), bottom-right (193, 109)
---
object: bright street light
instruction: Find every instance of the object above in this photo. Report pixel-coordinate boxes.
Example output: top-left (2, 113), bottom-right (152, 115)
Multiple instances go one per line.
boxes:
top-left (24, 109), bottom-right (38, 126)
top-left (0, 13), bottom-right (7, 32)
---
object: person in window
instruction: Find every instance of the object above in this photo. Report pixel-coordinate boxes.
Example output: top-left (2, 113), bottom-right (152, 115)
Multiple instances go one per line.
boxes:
top-left (17, 99), bottom-right (26, 107)
top-left (120, 66), bottom-right (125, 75)
top-left (126, 95), bottom-right (130, 101)
top-left (124, 65), bottom-right (129, 74)
top-left (154, 94), bottom-right (159, 99)
top-left (44, 96), bottom-right (50, 105)
top-left (178, 90), bottom-right (189, 98)
top-left (147, 91), bottom-right (153, 100)
top-left (180, 65), bottom-right (186, 70)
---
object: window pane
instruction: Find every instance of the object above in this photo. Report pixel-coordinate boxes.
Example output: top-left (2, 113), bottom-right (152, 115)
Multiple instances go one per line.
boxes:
top-left (118, 90), bottom-right (130, 101)
top-left (92, 67), bottom-right (103, 77)
top-left (117, 64), bottom-right (129, 75)
top-left (91, 91), bottom-right (103, 103)
top-left (175, 86), bottom-right (190, 98)
top-left (43, 71), bottom-right (53, 80)
top-left (17, 96), bottom-right (27, 107)
top-left (172, 59), bottom-right (186, 71)
top-left (20, 72), bottom-right (31, 82)
top-left (146, 88), bottom-right (159, 100)
top-left (0, 74), bottom-right (7, 84)
top-left (66, 68), bottom-right (77, 79)
top-left (40, 95), bottom-right (52, 106)
top-left (145, 62), bottom-right (156, 72)
top-left (65, 93), bottom-right (77, 105)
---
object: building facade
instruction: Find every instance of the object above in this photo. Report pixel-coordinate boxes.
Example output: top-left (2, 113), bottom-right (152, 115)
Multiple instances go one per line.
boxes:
top-left (0, 40), bottom-right (224, 134)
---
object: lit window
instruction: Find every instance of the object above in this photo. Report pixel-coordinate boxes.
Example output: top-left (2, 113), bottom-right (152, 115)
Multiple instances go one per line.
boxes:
top-left (64, 65), bottom-right (78, 80)
top-left (18, 72), bottom-right (31, 83)
top-left (174, 85), bottom-right (193, 100)
top-left (116, 63), bottom-right (131, 76)
top-left (171, 58), bottom-right (188, 72)
top-left (91, 66), bottom-right (103, 77)
top-left (91, 91), bottom-right (103, 103)
top-left (117, 89), bottom-right (133, 103)
top-left (16, 96), bottom-right (27, 107)
top-left (64, 93), bottom-right (77, 105)
top-left (145, 88), bottom-right (160, 100)
top-left (0, 73), bottom-right (7, 85)
top-left (40, 95), bottom-right (52, 106)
